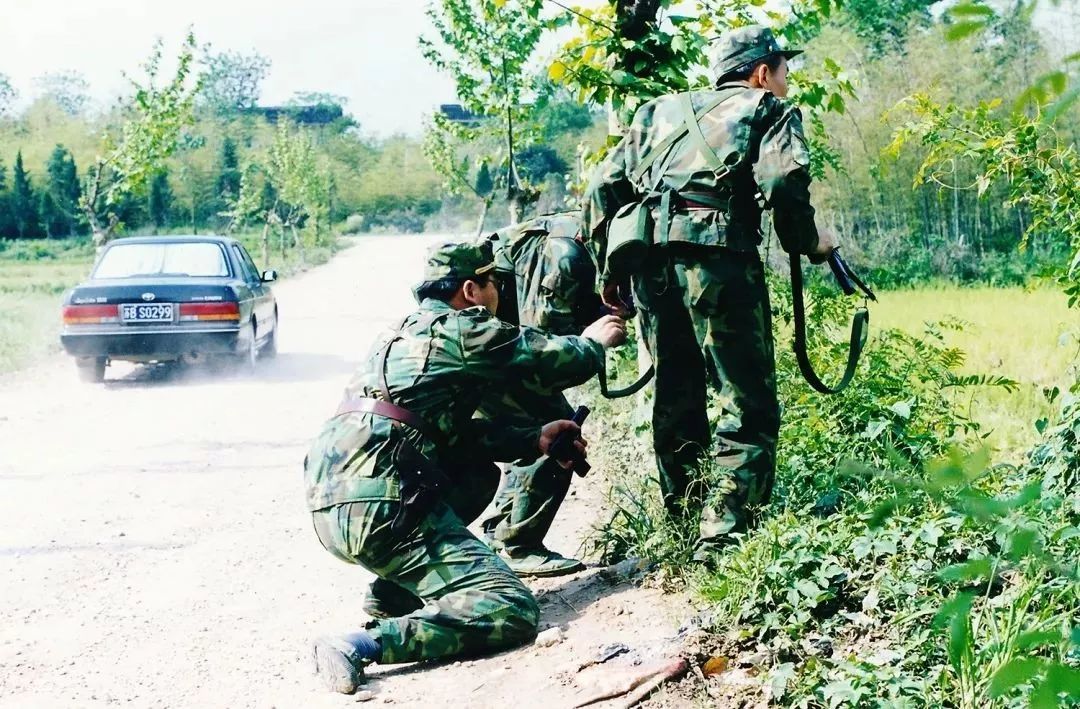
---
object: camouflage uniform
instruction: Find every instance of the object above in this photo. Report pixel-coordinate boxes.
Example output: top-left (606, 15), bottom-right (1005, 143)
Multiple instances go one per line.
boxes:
top-left (476, 213), bottom-right (600, 575)
top-left (582, 26), bottom-right (820, 555)
top-left (304, 241), bottom-right (602, 674)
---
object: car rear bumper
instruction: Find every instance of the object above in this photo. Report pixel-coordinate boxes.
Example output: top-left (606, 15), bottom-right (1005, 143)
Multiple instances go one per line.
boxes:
top-left (61, 326), bottom-right (244, 360)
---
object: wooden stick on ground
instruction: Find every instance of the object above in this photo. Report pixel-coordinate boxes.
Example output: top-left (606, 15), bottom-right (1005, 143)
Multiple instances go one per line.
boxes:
top-left (573, 657), bottom-right (690, 708)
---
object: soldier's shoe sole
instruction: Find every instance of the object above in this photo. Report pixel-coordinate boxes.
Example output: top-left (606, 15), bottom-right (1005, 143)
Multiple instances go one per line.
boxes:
top-left (506, 559), bottom-right (586, 578)
top-left (313, 638), bottom-right (361, 694)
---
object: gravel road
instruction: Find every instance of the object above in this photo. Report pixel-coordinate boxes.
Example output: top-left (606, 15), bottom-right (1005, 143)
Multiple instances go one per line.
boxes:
top-left (0, 236), bottom-right (690, 709)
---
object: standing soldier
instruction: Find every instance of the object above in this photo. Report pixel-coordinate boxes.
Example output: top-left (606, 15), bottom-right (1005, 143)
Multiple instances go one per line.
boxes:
top-left (304, 241), bottom-right (626, 693)
top-left (582, 26), bottom-right (837, 561)
top-left (477, 212), bottom-right (602, 577)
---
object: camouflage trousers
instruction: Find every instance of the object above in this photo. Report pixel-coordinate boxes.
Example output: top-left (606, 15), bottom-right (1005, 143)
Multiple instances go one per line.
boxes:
top-left (477, 390), bottom-right (575, 554)
top-left (634, 245), bottom-right (780, 552)
top-left (311, 467), bottom-right (539, 665)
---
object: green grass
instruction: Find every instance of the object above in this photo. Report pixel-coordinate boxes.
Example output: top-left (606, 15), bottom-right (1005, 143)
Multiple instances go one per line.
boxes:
top-left (873, 285), bottom-right (1078, 457)
top-left (0, 240), bottom-right (95, 373)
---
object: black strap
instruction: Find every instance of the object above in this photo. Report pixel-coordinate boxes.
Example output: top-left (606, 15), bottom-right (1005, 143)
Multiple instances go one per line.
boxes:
top-left (599, 362), bottom-right (655, 399)
top-left (789, 252), bottom-right (868, 394)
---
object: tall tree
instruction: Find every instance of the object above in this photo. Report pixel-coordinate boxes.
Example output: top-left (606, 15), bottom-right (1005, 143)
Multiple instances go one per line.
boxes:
top-left (148, 170), bottom-right (174, 231)
top-left (33, 71), bottom-right (91, 116)
top-left (0, 158), bottom-right (12, 238)
top-left (43, 145), bottom-right (81, 237)
top-left (198, 46), bottom-right (270, 115)
top-left (11, 151), bottom-right (42, 238)
top-left (81, 32), bottom-right (201, 245)
top-left (420, 0), bottom-right (546, 224)
top-left (216, 136), bottom-right (241, 202)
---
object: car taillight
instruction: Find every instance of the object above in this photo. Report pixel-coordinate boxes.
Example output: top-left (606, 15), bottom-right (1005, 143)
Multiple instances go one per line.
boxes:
top-left (178, 302), bottom-right (240, 322)
top-left (63, 304), bottom-right (120, 325)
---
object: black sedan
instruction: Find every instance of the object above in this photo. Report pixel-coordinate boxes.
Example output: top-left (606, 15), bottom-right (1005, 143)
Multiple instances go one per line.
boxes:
top-left (60, 235), bottom-right (278, 382)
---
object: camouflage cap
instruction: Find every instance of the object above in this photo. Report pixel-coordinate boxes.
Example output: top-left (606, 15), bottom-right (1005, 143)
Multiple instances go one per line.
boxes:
top-left (421, 240), bottom-right (496, 282)
top-left (712, 25), bottom-right (803, 80)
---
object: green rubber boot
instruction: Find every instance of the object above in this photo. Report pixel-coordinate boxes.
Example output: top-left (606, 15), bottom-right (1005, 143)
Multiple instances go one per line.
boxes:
top-left (504, 547), bottom-right (585, 578)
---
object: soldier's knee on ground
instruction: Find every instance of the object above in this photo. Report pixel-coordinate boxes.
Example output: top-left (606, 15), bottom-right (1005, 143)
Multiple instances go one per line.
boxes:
top-left (492, 585), bottom-right (541, 646)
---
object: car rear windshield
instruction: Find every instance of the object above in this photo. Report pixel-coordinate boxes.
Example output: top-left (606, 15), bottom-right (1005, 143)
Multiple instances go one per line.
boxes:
top-left (93, 242), bottom-right (230, 279)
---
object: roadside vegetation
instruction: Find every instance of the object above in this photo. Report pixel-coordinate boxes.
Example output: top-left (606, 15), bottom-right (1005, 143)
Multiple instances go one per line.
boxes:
top-left (410, 0), bottom-right (1078, 706)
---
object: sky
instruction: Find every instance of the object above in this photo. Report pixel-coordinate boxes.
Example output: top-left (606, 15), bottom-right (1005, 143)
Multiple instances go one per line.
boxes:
top-left (0, 0), bottom-right (464, 136)
top-left (2, 1), bottom-right (1075, 137)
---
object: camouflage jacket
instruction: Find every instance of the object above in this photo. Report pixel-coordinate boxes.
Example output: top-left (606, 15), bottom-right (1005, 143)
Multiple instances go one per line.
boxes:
top-left (491, 212), bottom-right (600, 336)
top-left (303, 298), bottom-right (603, 511)
top-left (582, 82), bottom-right (820, 281)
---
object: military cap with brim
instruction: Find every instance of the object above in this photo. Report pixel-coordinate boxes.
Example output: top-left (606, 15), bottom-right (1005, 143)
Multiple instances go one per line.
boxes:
top-left (420, 240), bottom-right (496, 282)
top-left (712, 25), bottom-right (803, 79)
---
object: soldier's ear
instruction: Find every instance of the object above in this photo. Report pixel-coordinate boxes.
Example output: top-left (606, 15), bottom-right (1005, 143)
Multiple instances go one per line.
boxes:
top-left (461, 278), bottom-right (482, 306)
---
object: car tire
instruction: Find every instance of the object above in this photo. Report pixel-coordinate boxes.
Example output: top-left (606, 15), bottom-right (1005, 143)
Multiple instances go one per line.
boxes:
top-left (236, 320), bottom-right (258, 373)
top-left (261, 311), bottom-right (278, 360)
top-left (76, 357), bottom-right (106, 383)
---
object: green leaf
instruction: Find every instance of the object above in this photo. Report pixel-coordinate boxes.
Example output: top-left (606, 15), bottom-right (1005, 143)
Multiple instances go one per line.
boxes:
top-left (989, 658), bottom-right (1043, 697)
top-left (1006, 527), bottom-right (1038, 560)
top-left (934, 592), bottom-right (974, 667)
top-left (949, 2), bottom-right (996, 18)
top-left (889, 400), bottom-right (913, 419)
top-left (1013, 630), bottom-right (1063, 652)
top-left (945, 20), bottom-right (988, 41)
top-left (1043, 86), bottom-right (1080, 123)
top-left (938, 558), bottom-right (992, 583)
top-left (1043, 664), bottom-right (1080, 700)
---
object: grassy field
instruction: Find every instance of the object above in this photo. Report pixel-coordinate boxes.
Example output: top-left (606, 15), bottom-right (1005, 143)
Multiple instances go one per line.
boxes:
top-left (874, 285), bottom-right (1077, 457)
top-left (0, 234), bottom-right (343, 375)
top-left (0, 239), bottom-right (95, 373)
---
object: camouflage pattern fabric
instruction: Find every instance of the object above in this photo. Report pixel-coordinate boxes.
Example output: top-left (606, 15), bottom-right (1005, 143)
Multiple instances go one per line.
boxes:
top-left (489, 212), bottom-right (601, 336)
top-left (582, 80), bottom-right (818, 551)
top-left (634, 246), bottom-right (779, 549)
top-left (304, 296), bottom-right (602, 662)
top-left (711, 25), bottom-right (802, 78)
top-left (582, 84), bottom-right (819, 282)
top-left (312, 499), bottom-right (538, 665)
top-left (304, 297), bottom-right (602, 512)
top-left (480, 213), bottom-right (599, 553)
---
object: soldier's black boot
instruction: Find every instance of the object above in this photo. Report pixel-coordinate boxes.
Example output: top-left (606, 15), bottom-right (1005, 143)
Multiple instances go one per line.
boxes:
top-left (313, 631), bottom-right (380, 694)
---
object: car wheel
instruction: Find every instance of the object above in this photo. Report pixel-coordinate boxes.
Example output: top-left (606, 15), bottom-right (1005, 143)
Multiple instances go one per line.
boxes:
top-left (76, 357), bottom-right (107, 383)
top-left (236, 320), bottom-right (258, 373)
top-left (260, 311), bottom-right (278, 360)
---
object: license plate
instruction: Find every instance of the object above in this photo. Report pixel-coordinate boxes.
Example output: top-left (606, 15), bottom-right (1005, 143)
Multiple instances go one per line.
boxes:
top-left (121, 303), bottom-right (174, 323)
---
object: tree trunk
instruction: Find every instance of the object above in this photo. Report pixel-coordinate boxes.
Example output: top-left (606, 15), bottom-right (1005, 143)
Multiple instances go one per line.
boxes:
top-left (261, 220), bottom-right (271, 267)
top-left (291, 224), bottom-right (306, 268)
top-left (508, 194), bottom-right (522, 225)
top-left (474, 198), bottom-right (491, 239)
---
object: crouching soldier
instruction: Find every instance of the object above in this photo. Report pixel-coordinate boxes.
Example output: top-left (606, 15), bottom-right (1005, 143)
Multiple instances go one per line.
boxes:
top-left (304, 240), bottom-right (626, 693)
top-left (478, 212), bottom-right (604, 577)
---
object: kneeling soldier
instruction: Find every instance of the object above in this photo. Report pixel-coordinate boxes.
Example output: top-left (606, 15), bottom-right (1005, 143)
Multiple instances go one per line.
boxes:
top-left (304, 240), bottom-right (626, 693)
top-left (478, 212), bottom-right (604, 576)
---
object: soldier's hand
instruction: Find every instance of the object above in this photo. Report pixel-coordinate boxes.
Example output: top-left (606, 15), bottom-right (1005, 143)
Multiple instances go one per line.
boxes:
top-left (811, 226), bottom-right (839, 263)
top-left (601, 281), bottom-right (634, 318)
top-left (539, 420), bottom-right (587, 469)
top-left (582, 314), bottom-right (628, 349)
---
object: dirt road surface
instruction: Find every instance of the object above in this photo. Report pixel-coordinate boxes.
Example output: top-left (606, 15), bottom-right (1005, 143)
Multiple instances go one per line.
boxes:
top-left (0, 236), bottom-right (695, 709)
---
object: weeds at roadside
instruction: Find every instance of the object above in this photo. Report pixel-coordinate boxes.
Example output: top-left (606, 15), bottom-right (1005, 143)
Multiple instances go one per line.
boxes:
top-left (582, 279), bottom-right (1077, 706)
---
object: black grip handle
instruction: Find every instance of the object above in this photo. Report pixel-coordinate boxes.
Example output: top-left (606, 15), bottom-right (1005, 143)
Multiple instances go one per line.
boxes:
top-left (827, 250), bottom-right (877, 302)
top-left (548, 405), bottom-right (591, 477)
